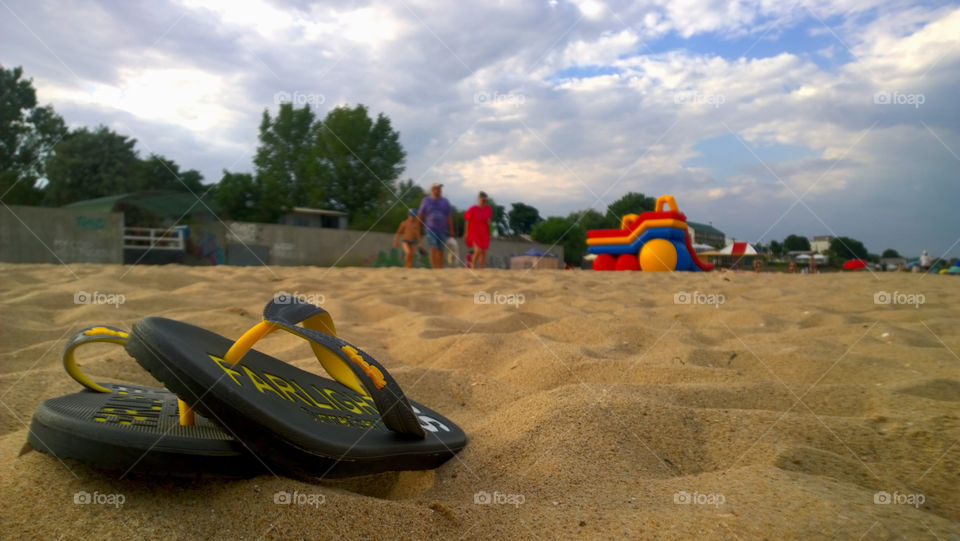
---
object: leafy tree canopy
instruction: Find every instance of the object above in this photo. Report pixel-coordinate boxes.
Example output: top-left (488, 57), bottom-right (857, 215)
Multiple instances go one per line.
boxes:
top-left (830, 236), bottom-right (869, 261)
top-left (0, 65), bottom-right (67, 204)
top-left (783, 234), bottom-right (811, 252)
top-left (606, 192), bottom-right (656, 227)
top-left (507, 202), bottom-right (542, 234)
top-left (531, 216), bottom-right (584, 266)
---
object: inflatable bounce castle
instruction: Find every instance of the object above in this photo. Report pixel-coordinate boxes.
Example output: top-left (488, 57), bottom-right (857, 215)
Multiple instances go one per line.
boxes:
top-left (587, 195), bottom-right (714, 272)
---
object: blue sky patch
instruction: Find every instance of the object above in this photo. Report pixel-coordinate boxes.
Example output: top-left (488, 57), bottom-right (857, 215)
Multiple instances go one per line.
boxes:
top-left (684, 134), bottom-right (819, 180)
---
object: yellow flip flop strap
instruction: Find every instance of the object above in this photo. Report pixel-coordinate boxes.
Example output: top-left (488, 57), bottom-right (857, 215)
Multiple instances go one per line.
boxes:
top-left (178, 310), bottom-right (360, 426)
top-left (63, 326), bottom-right (130, 393)
top-left (64, 325), bottom-right (197, 426)
top-left (222, 312), bottom-right (365, 394)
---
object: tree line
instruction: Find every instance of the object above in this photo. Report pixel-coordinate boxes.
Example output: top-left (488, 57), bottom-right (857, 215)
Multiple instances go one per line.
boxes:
top-left (760, 235), bottom-right (900, 265)
top-left (2, 66), bottom-right (206, 206)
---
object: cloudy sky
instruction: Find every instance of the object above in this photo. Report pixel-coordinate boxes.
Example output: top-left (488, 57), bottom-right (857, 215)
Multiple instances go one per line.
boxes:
top-left (2, 0), bottom-right (958, 257)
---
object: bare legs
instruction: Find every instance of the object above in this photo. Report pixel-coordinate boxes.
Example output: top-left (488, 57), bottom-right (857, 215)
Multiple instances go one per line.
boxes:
top-left (401, 243), bottom-right (414, 268)
top-left (470, 248), bottom-right (487, 269)
top-left (430, 247), bottom-right (443, 268)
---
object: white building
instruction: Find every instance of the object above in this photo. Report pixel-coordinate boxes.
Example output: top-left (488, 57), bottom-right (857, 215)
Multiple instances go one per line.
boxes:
top-left (810, 235), bottom-right (833, 254)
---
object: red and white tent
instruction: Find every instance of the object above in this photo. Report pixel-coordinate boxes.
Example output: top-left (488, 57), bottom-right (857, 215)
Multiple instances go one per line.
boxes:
top-left (718, 242), bottom-right (758, 256)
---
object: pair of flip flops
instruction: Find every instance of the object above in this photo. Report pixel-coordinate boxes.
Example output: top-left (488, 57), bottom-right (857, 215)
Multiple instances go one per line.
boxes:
top-left (27, 297), bottom-right (466, 477)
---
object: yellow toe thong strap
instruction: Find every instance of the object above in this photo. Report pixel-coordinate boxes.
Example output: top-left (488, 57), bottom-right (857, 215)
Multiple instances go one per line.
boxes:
top-left (222, 309), bottom-right (367, 394)
top-left (63, 325), bottom-right (195, 426)
top-left (201, 296), bottom-right (425, 437)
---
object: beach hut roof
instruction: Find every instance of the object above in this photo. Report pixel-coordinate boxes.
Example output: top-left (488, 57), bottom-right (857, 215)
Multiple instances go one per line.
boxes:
top-left (687, 221), bottom-right (725, 236)
top-left (64, 191), bottom-right (219, 221)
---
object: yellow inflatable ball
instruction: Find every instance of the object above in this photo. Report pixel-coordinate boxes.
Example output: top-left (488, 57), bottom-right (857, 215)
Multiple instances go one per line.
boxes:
top-left (639, 238), bottom-right (677, 272)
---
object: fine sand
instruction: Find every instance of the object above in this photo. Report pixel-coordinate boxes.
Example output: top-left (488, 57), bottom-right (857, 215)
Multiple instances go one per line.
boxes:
top-left (1, 264), bottom-right (958, 540)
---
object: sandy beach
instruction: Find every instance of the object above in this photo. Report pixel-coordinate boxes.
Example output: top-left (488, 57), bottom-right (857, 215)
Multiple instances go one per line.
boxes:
top-left (1, 264), bottom-right (957, 540)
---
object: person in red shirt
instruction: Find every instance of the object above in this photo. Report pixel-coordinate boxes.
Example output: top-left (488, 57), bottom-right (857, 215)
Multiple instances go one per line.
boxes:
top-left (464, 191), bottom-right (492, 269)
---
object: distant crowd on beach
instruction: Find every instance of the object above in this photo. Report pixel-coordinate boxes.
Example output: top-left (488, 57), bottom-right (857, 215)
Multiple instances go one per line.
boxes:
top-left (393, 183), bottom-right (491, 269)
top-left (743, 249), bottom-right (936, 274)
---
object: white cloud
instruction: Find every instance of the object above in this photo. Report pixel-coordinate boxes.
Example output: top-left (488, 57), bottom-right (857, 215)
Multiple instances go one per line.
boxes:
top-left (574, 0), bottom-right (607, 20)
top-left (40, 66), bottom-right (243, 134)
top-left (176, 0), bottom-right (405, 47)
top-left (177, 0), bottom-right (294, 37)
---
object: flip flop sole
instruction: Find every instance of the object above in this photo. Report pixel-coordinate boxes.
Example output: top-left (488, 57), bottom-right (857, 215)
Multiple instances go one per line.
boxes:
top-left (27, 383), bottom-right (264, 477)
top-left (127, 317), bottom-right (467, 478)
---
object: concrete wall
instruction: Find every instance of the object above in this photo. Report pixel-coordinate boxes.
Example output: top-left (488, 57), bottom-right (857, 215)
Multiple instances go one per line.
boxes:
top-left (0, 206), bottom-right (562, 267)
top-left (221, 221), bottom-right (562, 268)
top-left (0, 205), bottom-right (123, 264)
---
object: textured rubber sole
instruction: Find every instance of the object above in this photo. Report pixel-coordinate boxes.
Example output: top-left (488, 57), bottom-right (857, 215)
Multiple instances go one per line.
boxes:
top-left (27, 383), bottom-right (265, 477)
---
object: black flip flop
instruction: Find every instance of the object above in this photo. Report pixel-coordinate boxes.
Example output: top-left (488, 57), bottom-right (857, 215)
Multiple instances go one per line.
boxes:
top-left (126, 297), bottom-right (467, 478)
top-left (27, 326), bottom-right (264, 476)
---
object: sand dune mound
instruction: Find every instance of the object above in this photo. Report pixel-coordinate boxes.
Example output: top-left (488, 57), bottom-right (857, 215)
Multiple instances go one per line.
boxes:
top-left (894, 378), bottom-right (960, 401)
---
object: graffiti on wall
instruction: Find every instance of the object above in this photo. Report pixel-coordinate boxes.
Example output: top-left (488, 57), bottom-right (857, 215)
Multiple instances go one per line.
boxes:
top-left (188, 231), bottom-right (225, 265)
top-left (228, 223), bottom-right (259, 244)
top-left (53, 239), bottom-right (113, 261)
top-left (75, 216), bottom-right (106, 230)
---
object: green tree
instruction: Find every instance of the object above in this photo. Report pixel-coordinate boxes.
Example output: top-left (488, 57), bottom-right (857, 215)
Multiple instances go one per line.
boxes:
top-left (486, 197), bottom-right (509, 237)
top-left (315, 104), bottom-right (405, 222)
top-left (138, 153), bottom-right (205, 194)
top-left (507, 202), bottom-right (542, 234)
top-left (213, 171), bottom-right (259, 222)
top-left (769, 240), bottom-right (783, 256)
top-left (882, 248), bottom-right (901, 258)
top-left (0, 65), bottom-right (67, 204)
top-left (606, 192), bottom-right (656, 227)
top-left (350, 178), bottom-right (426, 233)
top-left (253, 103), bottom-right (318, 222)
top-left (570, 208), bottom-right (609, 231)
top-left (531, 216), bottom-right (584, 266)
top-left (783, 234), bottom-right (810, 252)
top-left (43, 126), bottom-right (141, 206)
top-left (451, 204), bottom-right (465, 237)
top-left (830, 236), bottom-right (868, 261)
